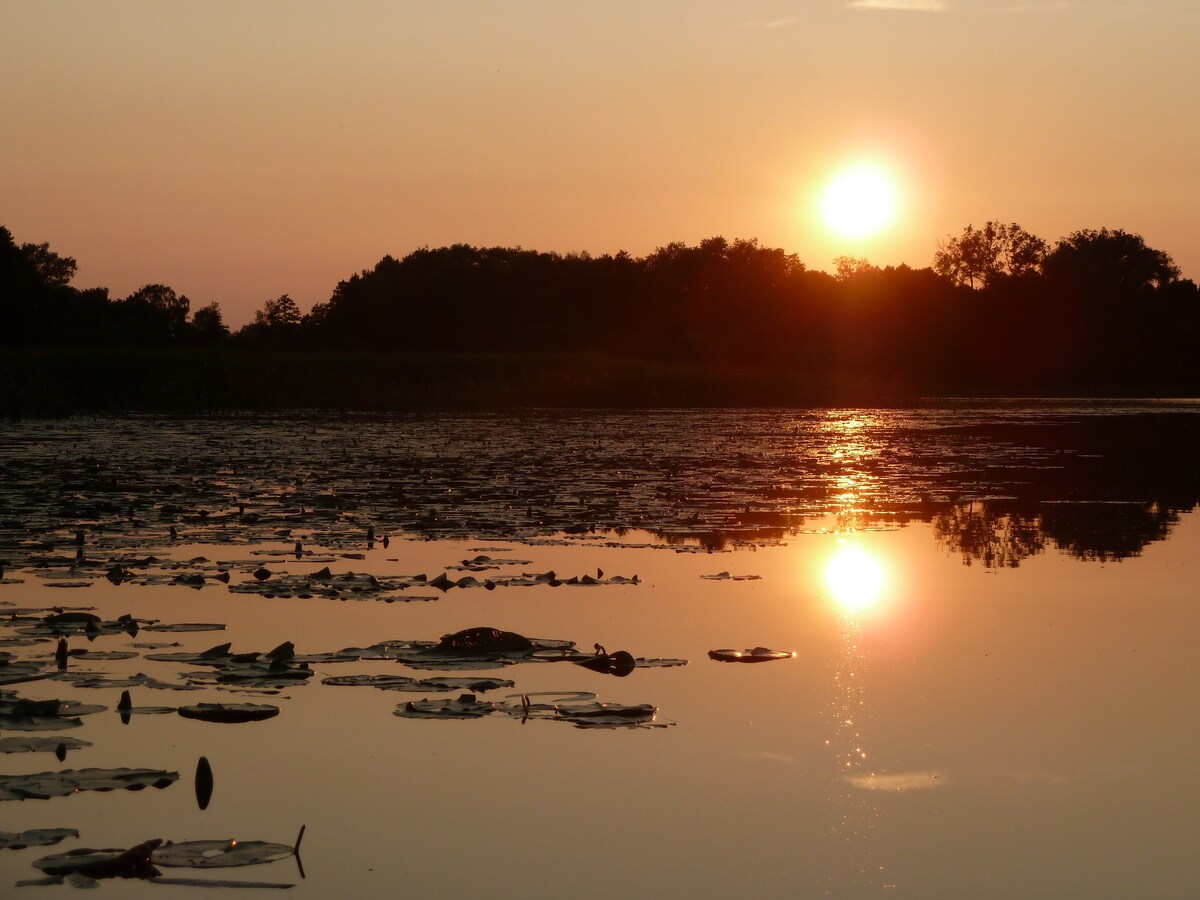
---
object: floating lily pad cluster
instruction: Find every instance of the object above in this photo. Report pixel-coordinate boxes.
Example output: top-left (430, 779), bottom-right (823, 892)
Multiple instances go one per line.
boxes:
top-left (0, 767), bottom-right (179, 802)
top-left (21, 826), bottom-right (306, 889)
top-left (394, 691), bottom-right (670, 729)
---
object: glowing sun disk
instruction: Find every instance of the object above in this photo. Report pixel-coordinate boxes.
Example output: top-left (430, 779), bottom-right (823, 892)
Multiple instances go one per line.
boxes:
top-left (820, 165), bottom-right (897, 238)
top-left (824, 544), bottom-right (886, 614)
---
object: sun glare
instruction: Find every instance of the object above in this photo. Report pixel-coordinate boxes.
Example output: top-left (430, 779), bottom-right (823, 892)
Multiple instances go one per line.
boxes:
top-left (823, 543), bottom-right (887, 615)
top-left (820, 164), bottom-right (897, 238)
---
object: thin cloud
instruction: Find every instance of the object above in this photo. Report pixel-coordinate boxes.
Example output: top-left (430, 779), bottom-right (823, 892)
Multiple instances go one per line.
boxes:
top-left (847, 0), bottom-right (949, 11)
top-left (1004, 2), bottom-right (1070, 11)
top-left (741, 17), bottom-right (800, 29)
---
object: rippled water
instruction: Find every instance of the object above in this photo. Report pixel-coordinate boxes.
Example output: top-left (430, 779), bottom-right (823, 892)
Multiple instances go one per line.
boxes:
top-left (2, 405), bottom-right (1198, 898)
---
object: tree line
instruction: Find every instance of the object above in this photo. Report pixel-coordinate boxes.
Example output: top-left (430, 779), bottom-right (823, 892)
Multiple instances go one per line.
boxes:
top-left (2, 222), bottom-right (1197, 398)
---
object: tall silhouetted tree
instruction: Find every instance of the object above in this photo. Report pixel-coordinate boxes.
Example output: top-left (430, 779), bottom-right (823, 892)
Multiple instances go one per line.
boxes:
top-left (933, 222), bottom-right (1047, 288)
top-left (237, 294), bottom-right (304, 346)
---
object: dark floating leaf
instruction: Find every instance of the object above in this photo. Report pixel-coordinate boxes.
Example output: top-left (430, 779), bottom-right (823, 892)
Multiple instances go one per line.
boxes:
top-left (195, 756), bottom-right (214, 811)
top-left (0, 827), bottom-right (80, 850)
top-left (35, 839), bottom-right (163, 877)
top-left (576, 649), bottom-right (637, 677)
top-left (707, 647), bottom-right (795, 663)
top-left (424, 627), bottom-right (534, 656)
top-left (178, 703), bottom-right (280, 724)
top-left (700, 571), bottom-right (762, 581)
top-left (0, 767), bottom-right (179, 801)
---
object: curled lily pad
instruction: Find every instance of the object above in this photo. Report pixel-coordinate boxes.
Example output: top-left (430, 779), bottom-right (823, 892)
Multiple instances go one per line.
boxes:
top-left (178, 703), bottom-right (280, 724)
top-left (707, 647), bottom-right (795, 663)
top-left (0, 828), bottom-right (80, 850)
top-left (151, 838), bottom-right (295, 868)
top-left (700, 571), bottom-right (762, 580)
top-left (576, 649), bottom-right (636, 677)
top-left (0, 767), bottom-right (179, 801)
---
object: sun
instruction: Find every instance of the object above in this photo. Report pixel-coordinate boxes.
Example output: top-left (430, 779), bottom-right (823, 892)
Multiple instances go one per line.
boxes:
top-left (823, 543), bottom-right (887, 615)
top-left (819, 164), bottom-right (898, 238)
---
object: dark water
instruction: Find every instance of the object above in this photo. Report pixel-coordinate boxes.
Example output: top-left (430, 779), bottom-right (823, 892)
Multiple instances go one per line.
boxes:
top-left (1, 404), bottom-right (1198, 897)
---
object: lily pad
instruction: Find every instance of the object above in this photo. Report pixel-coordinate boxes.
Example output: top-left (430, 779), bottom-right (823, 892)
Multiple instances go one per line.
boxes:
top-left (35, 839), bottom-right (163, 877)
top-left (0, 828), bottom-right (80, 850)
top-left (707, 647), bottom-right (795, 663)
top-left (141, 622), bottom-right (227, 633)
top-left (0, 736), bottom-right (91, 754)
top-left (178, 703), bottom-right (280, 724)
top-left (322, 673), bottom-right (515, 693)
top-left (0, 767), bottom-right (179, 801)
top-left (151, 839), bottom-right (295, 868)
top-left (395, 694), bottom-right (496, 719)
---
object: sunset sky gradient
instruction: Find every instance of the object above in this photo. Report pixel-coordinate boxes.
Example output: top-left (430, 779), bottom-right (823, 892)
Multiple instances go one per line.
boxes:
top-left (4, 0), bottom-right (1197, 324)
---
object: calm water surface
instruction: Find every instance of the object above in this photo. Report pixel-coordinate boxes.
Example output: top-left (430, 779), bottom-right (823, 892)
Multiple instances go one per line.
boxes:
top-left (1, 405), bottom-right (1197, 898)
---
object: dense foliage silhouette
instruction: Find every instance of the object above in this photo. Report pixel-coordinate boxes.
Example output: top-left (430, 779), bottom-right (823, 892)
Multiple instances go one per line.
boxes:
top-left (2, 224), bottom-right (1196, 411)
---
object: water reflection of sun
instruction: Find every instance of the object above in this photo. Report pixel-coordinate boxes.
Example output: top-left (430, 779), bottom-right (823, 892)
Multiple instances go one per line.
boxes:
top-left (824, 542), bottom-right (887, 616)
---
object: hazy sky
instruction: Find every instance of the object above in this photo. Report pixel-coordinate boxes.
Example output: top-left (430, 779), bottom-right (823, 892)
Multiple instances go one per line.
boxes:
top-left (4, 0), bottom-right (1197, 325)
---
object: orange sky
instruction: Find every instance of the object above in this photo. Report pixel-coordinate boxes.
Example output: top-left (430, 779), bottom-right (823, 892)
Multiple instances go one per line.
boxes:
top-left (3, 1), bottom-right (1197, 325)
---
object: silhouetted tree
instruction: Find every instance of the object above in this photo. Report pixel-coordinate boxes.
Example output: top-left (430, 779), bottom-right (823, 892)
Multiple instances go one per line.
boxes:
top-left (190, 302), bottom-right (230, 343)
top-left (833, 256), bottom-right (879, 281)
top-left (116, 283), bottom-right (190, 343)
top-left (256, 294), bottom-right (302, 328)
top-left (933, 222), bottom-right (1047, 288)
top-left (1043, 228), bottom-right (1180, 292)
top-left (18, 241), bottom-right (77, 287)
top-left (237, 294), bottom-right (304, 346)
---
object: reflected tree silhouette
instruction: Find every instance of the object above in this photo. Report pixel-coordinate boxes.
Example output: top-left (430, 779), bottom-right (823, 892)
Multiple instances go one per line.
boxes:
top-left (934, 499), bottom-right (1183, 568)
top-left (1040, 501), bottom-right (1177, 562)
top-left (933, 502), bottom-right (1046, 568)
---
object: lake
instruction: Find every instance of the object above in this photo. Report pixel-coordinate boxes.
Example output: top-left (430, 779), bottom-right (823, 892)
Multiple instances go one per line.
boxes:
top-left (2, 404), bottom-right (1198, 898)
